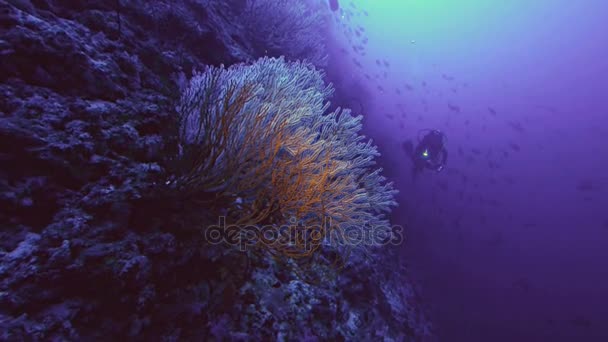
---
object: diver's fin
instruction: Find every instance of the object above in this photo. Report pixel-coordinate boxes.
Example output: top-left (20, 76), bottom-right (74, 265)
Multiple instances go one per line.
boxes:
top-left (402, 140), bottom-right (414, 158)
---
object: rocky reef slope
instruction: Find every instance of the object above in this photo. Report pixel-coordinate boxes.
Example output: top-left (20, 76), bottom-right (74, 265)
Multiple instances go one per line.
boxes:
top-left (0, 1), bottom-right (432, 340)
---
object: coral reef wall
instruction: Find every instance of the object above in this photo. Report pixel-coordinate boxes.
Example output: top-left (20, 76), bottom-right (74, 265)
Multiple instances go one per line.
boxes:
top-left (0, 0), bottom-right (432, 340)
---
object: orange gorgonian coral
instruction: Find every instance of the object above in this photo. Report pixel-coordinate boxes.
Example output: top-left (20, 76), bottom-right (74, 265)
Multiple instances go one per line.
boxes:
top-left (167, 57), bottom-right (397, 260)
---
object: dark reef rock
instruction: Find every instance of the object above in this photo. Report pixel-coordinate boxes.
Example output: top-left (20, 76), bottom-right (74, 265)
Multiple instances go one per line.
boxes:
top-left (0, 0), bottom-right (432, 340)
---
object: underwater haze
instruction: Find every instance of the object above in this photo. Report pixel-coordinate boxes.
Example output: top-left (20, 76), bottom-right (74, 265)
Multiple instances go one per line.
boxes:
top-left (332, 0), bottom-right (608, 340)
top-left (2, 0), bottom-right (607, 340)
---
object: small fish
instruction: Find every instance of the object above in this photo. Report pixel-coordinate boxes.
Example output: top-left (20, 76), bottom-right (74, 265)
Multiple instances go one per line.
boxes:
top-left (328, 0), bottom-right (340, 12)
top-left (508, 143), bottom-right (520, 152)
top-left (513, 277), bottom-right (531, 292)
top-left (438, 181), bottom-right (448, 191)
top-left (507, 120), bottom-right (525, 133)
top-left (571, 315), bottom-right (592, 328)
top-left (535, 104), bottom-right (558, 114)
top-left (488, 231), bottom-right (503, 246)
top-left (488, 160), bottom-right (499, 169)
top-left (488, 107), bottom-right (497, 116)
top-left (382, 59), bottom-right (390, 67)
top-left (457, 146), bottom-right (464, 157)
top-left (441, 73), bottom-right (454, 81)
top-left (577, 179), bottom-right (598, 192)
top-left (448, 103), bottom-right (460, 112)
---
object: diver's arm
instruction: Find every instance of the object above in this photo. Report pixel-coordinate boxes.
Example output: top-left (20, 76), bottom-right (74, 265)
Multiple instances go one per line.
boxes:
top-left (435, 148), bottom-right (447, 172)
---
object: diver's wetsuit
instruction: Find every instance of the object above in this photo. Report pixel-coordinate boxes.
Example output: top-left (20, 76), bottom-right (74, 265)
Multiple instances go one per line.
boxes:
top-left (412, 130), bottom-right (447, 176)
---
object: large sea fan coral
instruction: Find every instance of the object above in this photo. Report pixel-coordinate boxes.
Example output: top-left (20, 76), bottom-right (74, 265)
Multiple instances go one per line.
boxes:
top-left (168, 56), bottom-right (397, 259)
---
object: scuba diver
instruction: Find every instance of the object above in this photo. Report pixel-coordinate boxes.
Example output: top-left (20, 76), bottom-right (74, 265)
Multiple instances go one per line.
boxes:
top-left (402, 129), bottom-right (448, 179)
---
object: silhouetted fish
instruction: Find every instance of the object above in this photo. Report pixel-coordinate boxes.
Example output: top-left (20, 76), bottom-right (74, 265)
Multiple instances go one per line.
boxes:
top-left (488, 160), bottom-right (499, 169)
top-left (395, 88), bottom-right (401, 95)
top-left (571, 315), bottom-right (592, 328)
top-left (487, 198), bottom-right (500, 206)
top-left (577, 179), bottom-right (599, 192)
top-left (382, 59), bottom-right (390, 67)
top-left (509, 143), bottom-right (520, 152)
top-left (508, 120), bottom-right (525, 133)
top-left (442, 73), bottom-right (454, 81)
top-left (448, 103), bottom-right (460, 112)
top-left (458, 146), bottom-right (464, 157)
top-left (488, 107), bottom-right (497, 116)
top-left (436, 181), bottom-right (448, 192)
top-left (513, 277), bottom-right (531, 292)
top-left (488, 231), bottom-right (503, 246)
top-left (446, 168), bottom-right (460, 176)
top-left (535, 104), bottom-right (558, 114)
top-left (471, 148), bottom-right (481, 155)
top-left (328, 0), bottom-right (340, 11)
top-left (375, 59), bottom-right (381, 66)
